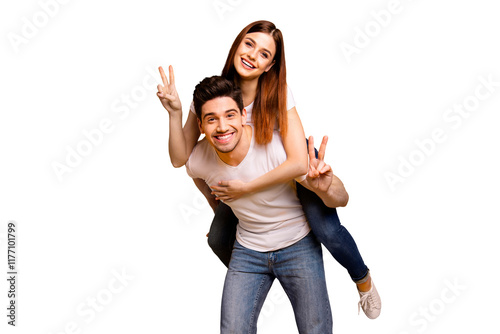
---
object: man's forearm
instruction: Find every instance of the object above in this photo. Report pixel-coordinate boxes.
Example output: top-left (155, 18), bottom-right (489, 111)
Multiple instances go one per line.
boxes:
top-left (192, 178), bottom-right (219, 212)
top-left (320, 174), bottom-right (349, 208)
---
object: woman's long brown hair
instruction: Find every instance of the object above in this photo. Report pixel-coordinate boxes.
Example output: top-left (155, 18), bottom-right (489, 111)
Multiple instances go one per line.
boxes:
top-left (221, 20), bottom-right (287, 145)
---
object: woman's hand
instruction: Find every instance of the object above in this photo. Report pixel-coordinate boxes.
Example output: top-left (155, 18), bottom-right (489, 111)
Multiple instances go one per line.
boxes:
top-left (210, 180), bottom-right (249, 202)
top-left (157, 65), bottom-right (182, 115)
top-left (305, 136), bottom-right (333, 193)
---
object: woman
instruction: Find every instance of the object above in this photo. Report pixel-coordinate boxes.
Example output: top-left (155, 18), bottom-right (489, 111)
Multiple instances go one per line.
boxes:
top-left (157, 20), bottom-right (381, 319)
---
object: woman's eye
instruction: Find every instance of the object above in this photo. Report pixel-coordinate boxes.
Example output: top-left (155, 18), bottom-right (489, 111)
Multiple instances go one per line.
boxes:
top-left (261, 52), bottom-right (269, 59)
top-left (245, 41), bottom-right (252, 47)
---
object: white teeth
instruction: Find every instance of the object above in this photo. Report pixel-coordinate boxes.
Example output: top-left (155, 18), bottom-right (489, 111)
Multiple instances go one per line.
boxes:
top-left (242, 59), bottom-right (254, 68)
top-left (216, 134), bottom-right (232, 140)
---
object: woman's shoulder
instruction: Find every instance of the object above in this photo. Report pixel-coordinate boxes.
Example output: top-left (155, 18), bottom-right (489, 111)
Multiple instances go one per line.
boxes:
top-left (286, 85), bottom-right (296, 111)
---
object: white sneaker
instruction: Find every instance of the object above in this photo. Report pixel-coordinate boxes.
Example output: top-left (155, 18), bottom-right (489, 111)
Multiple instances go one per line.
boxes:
top-left (358, 281), bottom-right (381, 319)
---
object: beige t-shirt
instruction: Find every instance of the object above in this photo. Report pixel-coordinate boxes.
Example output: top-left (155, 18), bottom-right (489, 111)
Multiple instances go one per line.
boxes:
top-left (185, 126), bottom-right (310, 252)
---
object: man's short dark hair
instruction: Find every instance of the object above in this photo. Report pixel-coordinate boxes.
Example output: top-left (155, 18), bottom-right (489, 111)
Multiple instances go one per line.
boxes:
top-left (193, 76), bottom-right (244, 119)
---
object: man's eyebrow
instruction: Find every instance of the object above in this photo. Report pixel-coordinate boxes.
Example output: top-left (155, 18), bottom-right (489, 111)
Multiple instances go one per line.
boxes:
top-left (203, 108), bottom-right (239, 120)
top-left (246, 37), bottom-right (273, 57)
top-left (203, 112), bottom-right (215, 120)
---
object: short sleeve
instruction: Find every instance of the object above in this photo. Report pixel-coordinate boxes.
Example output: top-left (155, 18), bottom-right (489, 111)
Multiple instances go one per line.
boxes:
top-left (286, 86), bottom-right (296, 110)
top-left (189, 101), bottom-right (196, 115)
top-left (185, 158), bottom-right (196, 179)
top-left (294, 173), bottom-right (307, 183)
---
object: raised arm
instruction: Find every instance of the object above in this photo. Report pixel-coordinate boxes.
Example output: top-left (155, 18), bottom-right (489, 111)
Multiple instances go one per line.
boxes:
top-left (299, 136), bottom-right (349, 208)
top-left (157, 66), bottom-right (200, 168)
top-left (211, 106), bottom-right (308, 201)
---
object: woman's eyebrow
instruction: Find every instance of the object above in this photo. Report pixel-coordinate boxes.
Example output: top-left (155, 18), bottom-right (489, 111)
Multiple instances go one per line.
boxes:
top-left (246, 37), bottom-right (273, 57)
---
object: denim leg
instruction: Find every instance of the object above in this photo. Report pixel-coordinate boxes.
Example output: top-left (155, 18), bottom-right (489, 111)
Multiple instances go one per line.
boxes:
top-left (221, 241), bottom-right (274, 334)
top-left (299, 139), bottom-right (369, 282)
top-left (273, 233), bottom-right (332, 334)
top-left (207, 202), bottom-right (238, 268)
top-left (297, 184), bottom-right (369, 281)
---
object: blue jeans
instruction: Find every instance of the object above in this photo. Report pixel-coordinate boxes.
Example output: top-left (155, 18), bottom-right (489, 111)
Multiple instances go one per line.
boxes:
top-left (221, 232), bottom-right (332, 334)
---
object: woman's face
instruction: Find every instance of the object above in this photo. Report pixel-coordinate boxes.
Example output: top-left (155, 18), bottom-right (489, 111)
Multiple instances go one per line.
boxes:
top-left (233, 32), bottom-right (276, 81)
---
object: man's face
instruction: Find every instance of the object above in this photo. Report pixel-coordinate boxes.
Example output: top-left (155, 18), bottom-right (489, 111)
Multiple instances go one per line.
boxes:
top-left (198, 96), bottom-right (247, 154)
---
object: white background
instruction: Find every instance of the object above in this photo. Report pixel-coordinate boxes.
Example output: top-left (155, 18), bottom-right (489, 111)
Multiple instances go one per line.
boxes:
top-left (1, 0), bottom-right (499, 333)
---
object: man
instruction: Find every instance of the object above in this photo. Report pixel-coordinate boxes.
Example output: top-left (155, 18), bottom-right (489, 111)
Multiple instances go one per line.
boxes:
top-left (186, 76), bottom-right (349, 333)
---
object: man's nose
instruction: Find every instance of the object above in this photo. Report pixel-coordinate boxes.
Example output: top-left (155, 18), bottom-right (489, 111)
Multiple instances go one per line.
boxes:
top-left (217, 119), bottom-right (228, 132)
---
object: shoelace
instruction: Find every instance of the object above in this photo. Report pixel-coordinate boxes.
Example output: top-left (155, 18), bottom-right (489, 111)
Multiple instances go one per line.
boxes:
top-left (358, 292), bottom-right (370, 315)
top-left (358, 289), bottom-right (381, 315)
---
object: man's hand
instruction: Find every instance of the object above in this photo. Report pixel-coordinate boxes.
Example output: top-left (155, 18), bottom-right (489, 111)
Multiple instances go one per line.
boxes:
top-left (157, 65), bottom-right (182, 115)
top-left (210, 180), bottom-right (248, 202)
top-left (305, 136), bottom-right (333, 193)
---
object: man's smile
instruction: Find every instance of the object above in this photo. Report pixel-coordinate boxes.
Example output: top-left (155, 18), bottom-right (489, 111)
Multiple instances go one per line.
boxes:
top-left (214, 132), bottom-right (235, 144)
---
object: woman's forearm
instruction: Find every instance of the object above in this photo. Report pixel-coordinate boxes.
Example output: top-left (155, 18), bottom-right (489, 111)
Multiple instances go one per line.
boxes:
top-left (245, 158), bottom-right (308, 193)
top-left (246, 106), bottom-right (308, 193)
top-left (168, 111), bottom-right (201, 168)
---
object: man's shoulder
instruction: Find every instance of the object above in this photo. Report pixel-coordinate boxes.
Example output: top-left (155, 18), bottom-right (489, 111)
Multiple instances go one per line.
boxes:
top-left (192, 136), bottom-right (209, 152)
top-left (253, 130), bottom-right (284, 151)
top-left (250, 130), bottom-right (286, 166)
top-left (186, 137), bottom-right (212, 178)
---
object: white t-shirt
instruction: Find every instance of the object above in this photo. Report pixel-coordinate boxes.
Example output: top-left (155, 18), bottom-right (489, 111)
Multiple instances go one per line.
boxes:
top-left (185, 126), bottom-right (310, 252)
top-left (190, 86), bottom-right (296, 126)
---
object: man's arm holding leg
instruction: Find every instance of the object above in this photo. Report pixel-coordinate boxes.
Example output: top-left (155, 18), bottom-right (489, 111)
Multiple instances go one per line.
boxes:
top-left (192, 178), bottom-right (219, 212)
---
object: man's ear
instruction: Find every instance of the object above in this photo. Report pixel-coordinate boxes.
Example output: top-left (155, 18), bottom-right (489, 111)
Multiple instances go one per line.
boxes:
top-left (264, 60), bottom-right (275, 72)
top-left (241, 108), bottom-right (247, 125)
top-left (197, 118), bottom-right (204, 134)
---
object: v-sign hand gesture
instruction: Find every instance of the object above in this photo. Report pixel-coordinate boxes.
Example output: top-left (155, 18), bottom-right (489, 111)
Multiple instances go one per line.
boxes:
top-left (306, 136), bottom-right (333, 193)
top-left (157, 65), bottom-right (182, 115)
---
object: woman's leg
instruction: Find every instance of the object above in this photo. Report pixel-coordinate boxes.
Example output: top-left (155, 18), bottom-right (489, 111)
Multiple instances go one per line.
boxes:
top-left (296, 183), bottom-right (369, 282)
top-left (207, 202), bottom-right (238, 267)
top-left (299, 139), bottom-right (381, 318)
top-left (299, 138), bottom-right (369, 282)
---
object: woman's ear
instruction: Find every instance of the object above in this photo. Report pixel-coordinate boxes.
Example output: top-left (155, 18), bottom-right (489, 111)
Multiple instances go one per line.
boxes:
top-left (241, 108), bottom-right (247, 125)
top-left (264, 60), bottom-right (275, 72)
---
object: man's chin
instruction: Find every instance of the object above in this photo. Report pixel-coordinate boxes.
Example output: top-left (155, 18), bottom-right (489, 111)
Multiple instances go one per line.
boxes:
top-left (214, 144), bottom-right (236, 154)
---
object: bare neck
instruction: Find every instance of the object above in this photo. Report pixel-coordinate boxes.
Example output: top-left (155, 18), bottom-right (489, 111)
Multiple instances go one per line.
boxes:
top-left (238, 78), bottom-right (259, 107)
